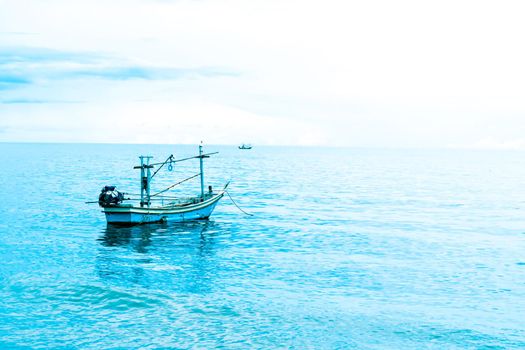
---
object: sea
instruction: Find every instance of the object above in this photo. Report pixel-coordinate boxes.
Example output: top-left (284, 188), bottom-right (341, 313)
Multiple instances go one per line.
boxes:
top-left (0, 143), bottom-right (524, 349)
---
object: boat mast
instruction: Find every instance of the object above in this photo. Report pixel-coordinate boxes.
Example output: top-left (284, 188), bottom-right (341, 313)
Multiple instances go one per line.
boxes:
top-left (197, 143), bottom-right (212, 201)
top-left (139, 156), bottom-right (153, 207)
top-left (199, 143), bottom-right (205, 200)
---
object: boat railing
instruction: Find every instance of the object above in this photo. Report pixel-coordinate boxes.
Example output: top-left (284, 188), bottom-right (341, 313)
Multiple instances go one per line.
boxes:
top-left (161, 192), bottom-right (215, 207)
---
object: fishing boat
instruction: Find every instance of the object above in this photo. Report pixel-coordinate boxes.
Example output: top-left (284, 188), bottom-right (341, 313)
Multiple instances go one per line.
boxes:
top-left (96, 144), bottom-right (227, 225)
top-left (239, 143), bottom-right (252, 150)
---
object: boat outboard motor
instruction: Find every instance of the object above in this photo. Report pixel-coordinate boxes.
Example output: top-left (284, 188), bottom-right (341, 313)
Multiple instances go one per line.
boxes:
top-left (98, 186), bottom-right (124, 207)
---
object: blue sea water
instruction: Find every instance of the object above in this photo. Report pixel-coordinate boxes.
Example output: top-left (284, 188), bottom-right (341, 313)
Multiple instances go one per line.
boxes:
top-left (1, 143), bottom-right (525, 349)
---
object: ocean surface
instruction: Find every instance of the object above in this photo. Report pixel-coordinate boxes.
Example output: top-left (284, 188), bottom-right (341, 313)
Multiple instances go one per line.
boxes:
top-left (1, 143), bottom-right (525, 349)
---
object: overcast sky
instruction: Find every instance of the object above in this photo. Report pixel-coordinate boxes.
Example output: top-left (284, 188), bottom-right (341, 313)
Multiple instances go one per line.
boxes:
top-left (1, 0), bottom-right (524, 148)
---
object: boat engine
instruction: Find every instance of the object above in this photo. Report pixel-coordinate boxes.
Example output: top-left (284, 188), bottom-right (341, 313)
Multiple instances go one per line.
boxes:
top-left (98, 186), bottom-right (124, 207)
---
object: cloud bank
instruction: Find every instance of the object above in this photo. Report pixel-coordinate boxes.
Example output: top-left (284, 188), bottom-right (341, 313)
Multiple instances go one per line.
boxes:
top-left (1, 0), bottom-right (525, 147)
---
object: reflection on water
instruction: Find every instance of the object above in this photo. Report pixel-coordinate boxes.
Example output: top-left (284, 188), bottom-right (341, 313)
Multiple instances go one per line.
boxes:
top-left (99, 220), bottom-right (216, 250)
top-left (99, 223), bottom-right (159, 253)
top-left (96, 221), bottom-right (222, 293)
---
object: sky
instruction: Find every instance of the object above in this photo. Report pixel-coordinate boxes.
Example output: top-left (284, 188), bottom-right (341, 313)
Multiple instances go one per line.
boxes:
top-left (1, 0), bottom-right (525, 148)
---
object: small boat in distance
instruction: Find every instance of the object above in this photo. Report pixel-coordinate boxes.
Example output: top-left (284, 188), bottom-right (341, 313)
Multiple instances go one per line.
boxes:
top-left (239, 143), bottom-right (252, 150)
top-left (97, 144), bottom-right (227, 225)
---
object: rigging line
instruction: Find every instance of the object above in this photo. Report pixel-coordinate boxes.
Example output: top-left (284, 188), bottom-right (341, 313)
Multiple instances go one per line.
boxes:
top-left (147, 152), bottom-right (219, 167)
top-left (147, 194), bottom-right (181, 199)
top-left (124, 197), bottom-right (177, 201)
top-left (150, 173), bottom-right (201, 198)
top-left (124, 198), bottom-right (177, 201)
top-left (225, 190), bottom-right (254, 216)
top-left (124, 193), bottom-right (180, 198)
top-left (151, 154), bottom-right (174, 179)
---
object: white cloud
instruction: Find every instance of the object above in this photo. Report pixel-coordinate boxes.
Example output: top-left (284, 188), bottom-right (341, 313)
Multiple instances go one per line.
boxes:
top-left (1, 0), bottom-right (525, 147)
top-left (450, 138), bottom-right (525, 150)
top-left (0, 100), bottom-right (328, 145)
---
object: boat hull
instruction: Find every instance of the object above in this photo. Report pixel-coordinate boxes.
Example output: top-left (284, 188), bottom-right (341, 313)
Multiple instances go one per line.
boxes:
top-left (103, 192), bottom-right (224, 225)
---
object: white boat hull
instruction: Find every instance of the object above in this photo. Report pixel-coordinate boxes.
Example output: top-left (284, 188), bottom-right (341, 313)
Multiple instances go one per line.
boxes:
top-left (103, 192), bottom-right (224, 225)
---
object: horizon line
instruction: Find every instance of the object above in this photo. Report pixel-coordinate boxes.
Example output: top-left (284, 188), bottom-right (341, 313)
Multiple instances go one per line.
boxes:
top-left (1, 140), bottom-right (524, 152)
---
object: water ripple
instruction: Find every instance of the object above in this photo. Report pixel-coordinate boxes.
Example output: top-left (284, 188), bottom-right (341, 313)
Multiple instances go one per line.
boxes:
top-left (1, 144), bottom-right (525, 348)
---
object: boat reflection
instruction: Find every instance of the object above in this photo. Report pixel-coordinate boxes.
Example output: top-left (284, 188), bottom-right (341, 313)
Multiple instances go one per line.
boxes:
top-left (96, 221), bottom-right (223, 292)
top-left (99, 221), bottom-right (214, 251)
top-left (99, 223), bottom-right (157, 253)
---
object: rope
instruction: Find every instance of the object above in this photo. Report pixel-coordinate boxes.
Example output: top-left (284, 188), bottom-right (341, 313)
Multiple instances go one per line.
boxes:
top-left (225, 190), bottom-right (253, 216)
top-left (150, 173), bottom-right (201, 198)
top-left (151, 154), bottom-right (174, 179)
